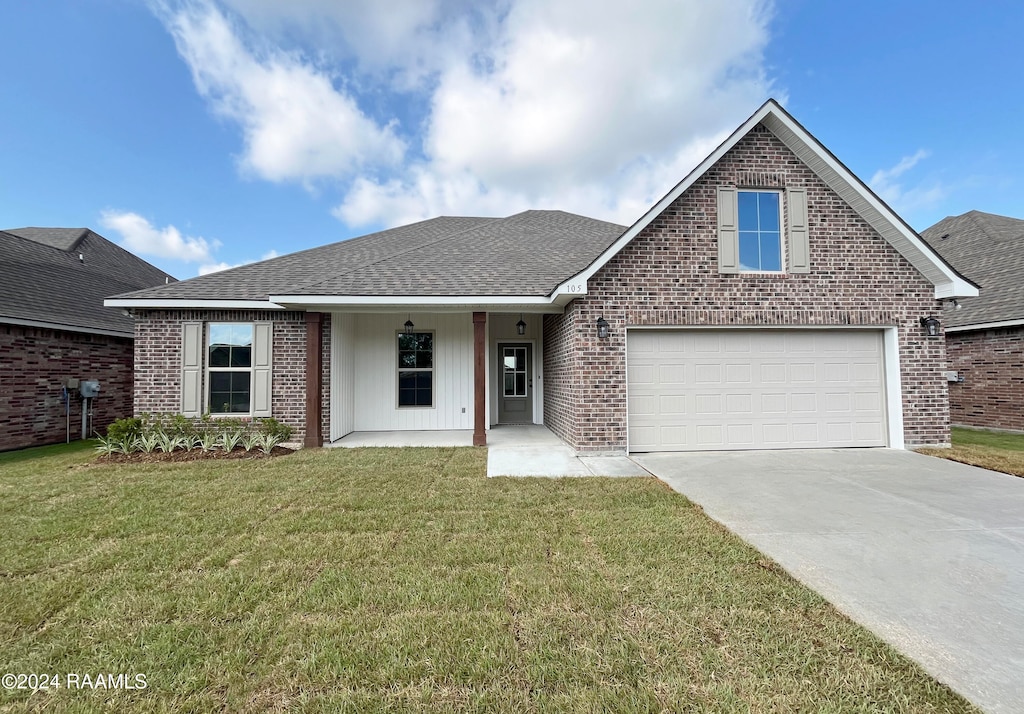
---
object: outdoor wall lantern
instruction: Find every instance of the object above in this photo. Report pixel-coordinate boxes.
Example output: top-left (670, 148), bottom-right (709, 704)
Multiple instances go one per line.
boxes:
top-left (516, 314), bottom-right (527, 336)
top-left (404, 317), bottom-right (414, 332)
top-left (596, 317), bottom-right (610, 339)
top-left (920, 315), bottom-right (941, 337)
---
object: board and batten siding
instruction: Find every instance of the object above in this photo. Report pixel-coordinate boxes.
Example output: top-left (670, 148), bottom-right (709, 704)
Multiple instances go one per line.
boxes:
top-left (331, 312), bottom-right (475, 436)
top-left (330, 313), bottom-right (356, 441)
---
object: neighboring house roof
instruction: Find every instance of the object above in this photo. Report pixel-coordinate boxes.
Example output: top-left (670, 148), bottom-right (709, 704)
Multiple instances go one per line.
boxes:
top-left (921, 211), bottom-right (1024, 331)
top-left (1, 227), bottom-right (176, 337)
top-left (107, 211), bottom-right (626, 310)
top-left (106, 99), bottom-right (977, 313)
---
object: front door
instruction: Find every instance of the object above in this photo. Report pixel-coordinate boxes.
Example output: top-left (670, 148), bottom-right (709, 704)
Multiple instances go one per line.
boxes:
top-left (498, 343), bottom-right (533, 424)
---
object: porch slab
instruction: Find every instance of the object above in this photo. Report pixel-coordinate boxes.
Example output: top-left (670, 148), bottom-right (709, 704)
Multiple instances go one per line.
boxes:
top-left (330, 430), bottom-right (473, 447)
top-left (330, 426), bottom-right (650, 478)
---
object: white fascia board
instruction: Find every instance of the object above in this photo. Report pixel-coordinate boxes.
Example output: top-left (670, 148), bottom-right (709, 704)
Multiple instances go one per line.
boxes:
top-left (104, 299), bottom-right (287, 310)
top-left (758, 110), bottom-right (979, 300)
top-left (946, 319), bottom-right (1024, 333)
top-left (561, 101), bottom-right (778, 289)
top-left (559, 98), bottom-right (979, 301)
top-left (1, 316), bottom-right (133, 339)
top-left (269, 294), bottom-right (566, 313)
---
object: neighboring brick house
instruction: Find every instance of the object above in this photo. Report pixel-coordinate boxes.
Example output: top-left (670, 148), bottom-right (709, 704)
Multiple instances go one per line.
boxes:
top-left (107, 100), bottom-right (977, 453)
top-left (0, 228), bottom-right (175, 451)
top-left (922, 212), bottom-right (1024, 432)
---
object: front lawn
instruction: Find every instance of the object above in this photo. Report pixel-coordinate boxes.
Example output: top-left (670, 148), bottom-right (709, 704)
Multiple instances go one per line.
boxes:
top-left (918, 427), bottom-right (1024, 477)
top-left (1, 446), bottom-right (973, 712)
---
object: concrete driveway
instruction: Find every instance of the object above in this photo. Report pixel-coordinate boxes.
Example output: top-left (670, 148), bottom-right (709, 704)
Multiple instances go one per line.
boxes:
top-left (632, 448), bottom-right (1024, 714)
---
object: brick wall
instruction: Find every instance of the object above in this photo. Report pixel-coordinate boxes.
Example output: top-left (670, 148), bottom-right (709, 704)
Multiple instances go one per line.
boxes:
top-left (946, 327), bottom-right (1024, 432)
top-left (0, 323), bottom-right (134, 451)
top-left (543, 123), bottom-right (950, 452)
top-left (133, 310), bottom-right (329, 443)
top-left (542, 307), bottom-right (581, 447)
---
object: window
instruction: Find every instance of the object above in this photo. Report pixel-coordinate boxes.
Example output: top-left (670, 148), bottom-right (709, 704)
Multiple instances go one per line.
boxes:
top-left (738, 190), bottom-right (782, 271)
top-left (208, 323), bottom-right (253, 414)
top-left (717, 186), bottom-right (808, 275)
top-left (398, 332), bottom-right (433, 407)
top-left (503, 347), bottom-right (527, 397)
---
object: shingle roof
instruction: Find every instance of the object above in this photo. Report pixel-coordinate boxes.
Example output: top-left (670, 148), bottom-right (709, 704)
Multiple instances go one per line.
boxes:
top-left (112, 210), bottom-right (627, 301)
top-left (1, 228), bottom-right (176, 335)
top-left (921, 211), bottom-right (1024, 328)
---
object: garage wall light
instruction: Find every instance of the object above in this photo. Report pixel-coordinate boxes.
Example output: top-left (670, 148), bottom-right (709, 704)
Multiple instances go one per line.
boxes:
top-left (919, 315), bottom-right (941, 337)
top-left (596, 317), bottom-right (610, 339)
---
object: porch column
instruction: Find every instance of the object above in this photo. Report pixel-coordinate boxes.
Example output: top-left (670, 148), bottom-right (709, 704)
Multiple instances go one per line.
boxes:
top-left (304, 312), bottom-right (323, 448)
top-left (473, 311), bottom-right (487, 446)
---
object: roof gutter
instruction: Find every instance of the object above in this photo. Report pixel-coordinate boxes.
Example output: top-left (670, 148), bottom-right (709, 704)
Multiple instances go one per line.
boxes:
top-left (104, 298), bottom-right (287, 310)
top-left (945, 319), bottom-right (1024, 333)
top-left (268, 293), bottom-right (572, 313)
top-left (1, 316), bottom-right (134, 339)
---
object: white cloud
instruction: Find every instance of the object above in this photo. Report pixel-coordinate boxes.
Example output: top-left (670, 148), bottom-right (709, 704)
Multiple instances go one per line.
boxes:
top-left (870, 149), bottom-right (948, 216)
top-left (161, 1), bottom-right (406, 183)
top-left (335, 0), bottom-right (773, 227)
top-left (157, 0), bottom-right (776, 230)
top-left (198, 249), bottom-right (279, 276)
top-left (99, 210), bottom-right (219, 263)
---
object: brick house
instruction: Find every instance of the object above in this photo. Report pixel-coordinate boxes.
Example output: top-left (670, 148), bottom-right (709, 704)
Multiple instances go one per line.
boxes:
top-left (0, 228), bottom-right (175, 451)
top-left (107, 100), bottom-right (977, 453)
top-left (922, 211), bottom-right (1024, 432)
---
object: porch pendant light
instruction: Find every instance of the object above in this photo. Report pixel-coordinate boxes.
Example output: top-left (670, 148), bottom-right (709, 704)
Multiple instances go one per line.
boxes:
top-left (404, 316), bottom-right (414, 332)
top-left (516, 314), bottom-right (526, 336)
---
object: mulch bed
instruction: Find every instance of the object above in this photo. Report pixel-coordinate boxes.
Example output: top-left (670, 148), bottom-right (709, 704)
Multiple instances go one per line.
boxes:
top-left (97, 445), bottom-right (296, 464)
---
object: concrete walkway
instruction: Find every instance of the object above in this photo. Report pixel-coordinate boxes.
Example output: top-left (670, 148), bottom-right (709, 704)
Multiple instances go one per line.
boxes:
top-left (634, 448), bottom-right (1024, 714)
top-left (330, 425), bottom-right (648, 477)
top-left (484, 425), bottom-right (647, 477)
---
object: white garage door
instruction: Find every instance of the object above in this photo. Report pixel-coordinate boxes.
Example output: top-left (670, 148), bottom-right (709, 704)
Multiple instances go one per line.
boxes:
top-left (627, 330), bottom-right (888, 452)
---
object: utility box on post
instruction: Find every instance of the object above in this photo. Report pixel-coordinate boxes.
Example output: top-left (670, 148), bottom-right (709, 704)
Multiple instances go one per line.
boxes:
top-left (80, 380), bottom-right (100, 398)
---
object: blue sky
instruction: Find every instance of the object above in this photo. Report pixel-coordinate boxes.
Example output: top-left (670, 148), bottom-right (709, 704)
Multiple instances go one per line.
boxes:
top-left (2, 0), bottom-right (1021, 279)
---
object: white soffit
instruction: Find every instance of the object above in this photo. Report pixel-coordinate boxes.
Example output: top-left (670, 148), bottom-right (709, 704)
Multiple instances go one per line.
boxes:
top-left (563, 99), bottom-right (978, 301)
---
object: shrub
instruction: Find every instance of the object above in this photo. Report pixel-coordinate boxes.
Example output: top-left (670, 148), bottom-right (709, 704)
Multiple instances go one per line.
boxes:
top-left (96, 413), bottom-right (292, 459)
top-left (217, 428), bottom-right (245, 453)
top-left (156, 432), bottom-right (186, 453)
top-left (240, 432), bottom-right (262, 452)
top-left (106, 417), bottom-right (143, 443)
top-left (95, 436), bottom-right (124, 456)
top-left (197, 430), bottom-right (219, 453)
top-left (257, 432), bottom-right (284, 455)
top-left (135, 432), bottom-right (160, 453)
top-left (257, 417), bottom-right (293, 442)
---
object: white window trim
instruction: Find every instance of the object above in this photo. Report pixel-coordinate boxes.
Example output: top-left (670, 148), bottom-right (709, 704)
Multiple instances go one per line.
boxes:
top-left (396, 329), bottom-right (436, 409)
top-left (206, 322), bottom-right (255, 416)
top-left (737, 188), bottom-right (786, 274)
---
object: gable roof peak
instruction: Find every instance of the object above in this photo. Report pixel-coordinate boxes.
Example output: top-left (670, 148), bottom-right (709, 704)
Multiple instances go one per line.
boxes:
top-left (565, 97), bottom-right (976, 300)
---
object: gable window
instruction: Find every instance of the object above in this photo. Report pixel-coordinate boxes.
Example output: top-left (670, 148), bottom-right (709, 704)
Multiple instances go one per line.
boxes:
top-left (209, 323), bottom-right (253, 413)
top-left (398, 331), bottom-right (433, 407)
top-left (738, 190), bottom-right (782, 271)
top-left (717, 186), bottom-right (809, 274)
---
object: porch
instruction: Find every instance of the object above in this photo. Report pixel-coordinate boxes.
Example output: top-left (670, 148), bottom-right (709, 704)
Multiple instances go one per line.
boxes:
top-left (330, 424), bottom-right (647, 478)
top-left (326, 311), bottom-right (548, 447)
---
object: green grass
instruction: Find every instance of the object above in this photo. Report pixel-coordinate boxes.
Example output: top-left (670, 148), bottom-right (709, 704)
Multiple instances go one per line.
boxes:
top-left (918, 427), bottom-right (1024, 477)
top-left (0, 448), bottom-right (974, 713)
top-left (0, 439), bottom-right (98, 465)
top-left (952, 426), bottom-right (1024, 451)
